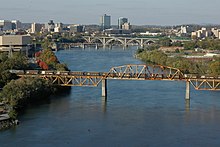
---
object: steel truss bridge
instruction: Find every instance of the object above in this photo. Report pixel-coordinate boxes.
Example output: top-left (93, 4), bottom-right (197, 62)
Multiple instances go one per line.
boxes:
top-left (17, 64), bottom-right (220, 100)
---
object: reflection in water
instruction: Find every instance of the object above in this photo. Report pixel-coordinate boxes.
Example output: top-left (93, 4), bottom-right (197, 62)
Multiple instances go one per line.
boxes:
top-left (101, 97), bottom-right (107, 113)
top-left (185, 99), bottom-right (190, 112)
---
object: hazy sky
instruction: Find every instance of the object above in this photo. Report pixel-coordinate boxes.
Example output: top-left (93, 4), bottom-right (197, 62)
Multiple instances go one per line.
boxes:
top-left (0, 0), bottom-right (219, 25)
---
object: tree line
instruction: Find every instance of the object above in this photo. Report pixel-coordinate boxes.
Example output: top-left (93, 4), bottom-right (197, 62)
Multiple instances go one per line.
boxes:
top-left (0, 46), bottom-right (70, 121)
top-left (137, 50), bottom-right (220, 76)
top-left (0, 52), bottom-right (28, 88)
top-left (0, 77), bottom-right (53, 119)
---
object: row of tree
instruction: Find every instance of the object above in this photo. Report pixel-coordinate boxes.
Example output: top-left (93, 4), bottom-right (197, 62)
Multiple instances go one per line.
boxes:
top-left (145, 37), bottom-right (220, 51)
top-left (137, 50), bottom-right (220, 75)
top-left (183, 39), bottom-right (220, 50)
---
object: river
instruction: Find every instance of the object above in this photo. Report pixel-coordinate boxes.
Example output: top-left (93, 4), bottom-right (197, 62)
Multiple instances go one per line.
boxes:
top-left (0, 47), bottom-right (220, 147)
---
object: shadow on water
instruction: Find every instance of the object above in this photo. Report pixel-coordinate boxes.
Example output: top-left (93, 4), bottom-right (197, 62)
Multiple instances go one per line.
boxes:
top-left (18, 87), bottom-right (72, 118)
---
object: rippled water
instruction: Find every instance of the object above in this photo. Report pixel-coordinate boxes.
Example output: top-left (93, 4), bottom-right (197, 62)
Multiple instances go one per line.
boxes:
top-left (0, 47), bottom-right (220, 147)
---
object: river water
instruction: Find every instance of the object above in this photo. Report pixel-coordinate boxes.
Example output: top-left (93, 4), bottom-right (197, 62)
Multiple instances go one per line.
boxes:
top-left (1, 47), bottom-right (220, 147)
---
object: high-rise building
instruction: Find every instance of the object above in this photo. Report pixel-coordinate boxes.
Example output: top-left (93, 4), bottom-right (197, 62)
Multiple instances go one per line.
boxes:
top-left (69, 24), bottom-right (85, 33)
top-left (118, 17), bottom-right (128, 29)
top-left (31, 23), bottom-right (42, 33)
top-left (45, 20), bottom-right (55, 32)
top-left (11, 20), bottom-right (22, 30)
top-left (100, 14), bottom-right (111, 30)
top-left (122, 22), bottom-right (131, 30)
top-left (0, 20), bottom-right (12, 31)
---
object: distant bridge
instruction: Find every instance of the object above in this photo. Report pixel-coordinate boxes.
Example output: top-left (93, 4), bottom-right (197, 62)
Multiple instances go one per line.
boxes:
top-left (59, 36), bottom-right (191, 49)
top-left (82, 36), bottom-right (158, 48)
top-left (14, 64), bottom-right (220, 100)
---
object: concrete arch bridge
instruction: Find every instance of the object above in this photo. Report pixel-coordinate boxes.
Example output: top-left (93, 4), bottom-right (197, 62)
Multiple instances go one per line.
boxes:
top-left (82, 36), bottom-right (159, 48)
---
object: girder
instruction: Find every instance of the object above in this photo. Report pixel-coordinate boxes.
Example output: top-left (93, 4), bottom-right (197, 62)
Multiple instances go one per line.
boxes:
top-left (19, 75), bottom-right (104, 87)
top-left (15, 64), bottom-right (220, 91)
top-left (106, 64), bottom-right (184, 80)
top-left (189, 79), bottom-right (220, 90)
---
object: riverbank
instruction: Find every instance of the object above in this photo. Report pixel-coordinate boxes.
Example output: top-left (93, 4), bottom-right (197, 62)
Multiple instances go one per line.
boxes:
top-left (136, 49), bottom-right (220, 75)
top-left (0, 48), bottom-right (71, 131)
top-left (0, 115), bottom-right (18, 131)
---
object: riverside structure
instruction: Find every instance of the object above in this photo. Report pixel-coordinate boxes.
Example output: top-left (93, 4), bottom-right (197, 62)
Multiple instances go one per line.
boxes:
top-left (13, 64), bottom-right (220, 100)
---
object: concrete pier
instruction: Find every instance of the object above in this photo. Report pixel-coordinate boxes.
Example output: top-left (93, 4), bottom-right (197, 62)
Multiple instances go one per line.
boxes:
top-left (185, 81), bottom-right (190, 100)
top-left (102, 79), bottom-right (107, 97)
top-left (95, 44), bottom-right (99, 50)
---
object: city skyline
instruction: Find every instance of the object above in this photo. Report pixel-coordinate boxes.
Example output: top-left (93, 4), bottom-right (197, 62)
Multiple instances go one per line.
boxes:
top-left (0, 0), bottom-right (220, 25)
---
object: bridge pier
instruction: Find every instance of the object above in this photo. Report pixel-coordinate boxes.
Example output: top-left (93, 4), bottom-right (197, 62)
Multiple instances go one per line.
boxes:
top-left (102, 79), bottom-right (107, 97)
top-left (185, 81), bottom-right (190, 100)
top-left (95, 44), bottom-right (99, 50)
top-left (82, 44), bottom-right (85, 49)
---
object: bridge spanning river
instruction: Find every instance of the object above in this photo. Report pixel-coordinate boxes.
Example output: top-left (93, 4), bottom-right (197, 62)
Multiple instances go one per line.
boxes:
top-left (15, 64), bottom-right (220, 100)
top-left (59, 36), bottom-right (190, 49)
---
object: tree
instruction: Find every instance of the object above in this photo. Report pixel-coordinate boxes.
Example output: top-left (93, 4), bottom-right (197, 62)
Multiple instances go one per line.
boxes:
top-left (157, 37), bottom-right (172, 47)
top-left (209, 61), bottom-right (220, 76)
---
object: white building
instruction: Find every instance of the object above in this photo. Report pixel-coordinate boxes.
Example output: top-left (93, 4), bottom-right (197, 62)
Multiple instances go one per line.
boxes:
top-left (0, 35), bottom-right (31, 52)
top-left (54, 23), bottom-right (63, 33)
top-left (45, 20), bottom-right (55, 32)
top-left (211, 28), bottom-right (220, 39)
top-left (180, 26), bottom-right (193, 34)
top-left (191, 27), bottom-right (212, 39)
top-left (140, 31), bottom-right (162, 36)
top-left (31, 23), bottom-right (42, 33)
top-left (122, 22), bottom-right (131, 30)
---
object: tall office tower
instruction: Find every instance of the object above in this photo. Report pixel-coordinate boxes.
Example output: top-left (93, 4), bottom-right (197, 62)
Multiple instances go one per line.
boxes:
top-left (0, 20), bottom-right (12, 31)
top-left (11, 20), bottom-right (22, 30)
top-left (118, 17), bottom-right (128, 29)
top-left (100, 14), bottom-right (111, 30)
top-left (45, 20), bottom-right (55, 32)
top-left (31, 22), bottom-right (42, 33)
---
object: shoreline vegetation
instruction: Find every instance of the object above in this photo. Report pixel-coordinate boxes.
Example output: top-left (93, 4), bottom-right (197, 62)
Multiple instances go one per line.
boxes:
top-left (136, 49), bottom-right (220, 75)
top-left (136, 37), bottom-right (220, 76)
top-left (0, 48), bottom-right (70, 130)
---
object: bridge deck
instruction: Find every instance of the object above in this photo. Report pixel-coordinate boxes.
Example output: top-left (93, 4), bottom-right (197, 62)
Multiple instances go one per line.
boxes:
top-left (11, 64), bottom-right (220, 91)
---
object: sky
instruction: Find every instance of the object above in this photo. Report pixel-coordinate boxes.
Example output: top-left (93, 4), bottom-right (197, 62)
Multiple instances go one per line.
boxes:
top-left (0, 0), bottom-right (220, 25)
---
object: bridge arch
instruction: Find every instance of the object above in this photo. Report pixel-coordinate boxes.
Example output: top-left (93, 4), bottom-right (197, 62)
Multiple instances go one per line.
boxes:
top-left (143, 40), bottom-right (155, 45)
top-left (90, 37), bottom-right (104, 44)
top-left (82, 37), bottom-right (91, 43)
top-left (105, 38), bottom-right (125, 46)
top-left (126, 39), bottom-right (141, 46)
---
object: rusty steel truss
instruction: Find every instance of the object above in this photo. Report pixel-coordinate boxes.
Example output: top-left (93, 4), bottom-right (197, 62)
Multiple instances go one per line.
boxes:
top-left (106, 64), bottom-right (184, 80)
top-left (188, 79), bottom-right (220, 91)
top-left (39, 75), bottom-right (103, 87)
top-left (17, 64), bottom-right (220, 91)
